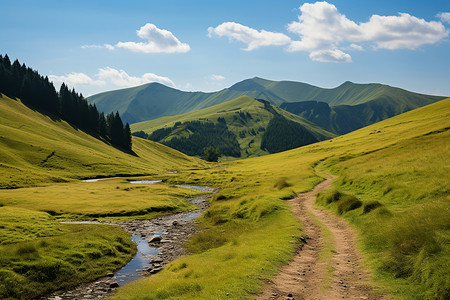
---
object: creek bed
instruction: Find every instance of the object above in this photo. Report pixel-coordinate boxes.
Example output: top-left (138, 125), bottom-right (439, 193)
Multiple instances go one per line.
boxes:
top-left (41, 181), bottom-right (217, 300)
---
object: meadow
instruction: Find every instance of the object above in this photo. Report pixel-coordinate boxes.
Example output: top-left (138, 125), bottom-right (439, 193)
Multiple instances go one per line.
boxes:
top-left (113, 98), bottom-right (449, 299)
top-left (0, 94), bottom-right (448, 299)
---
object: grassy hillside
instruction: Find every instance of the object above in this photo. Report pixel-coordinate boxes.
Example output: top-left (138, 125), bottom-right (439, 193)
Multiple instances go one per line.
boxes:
top-left (131, 96), bottom-right (335, 159)
top-left (280, 92), bottom-right (442, 134)
top-left (0, 93), bottom-right (210, 298)
top-left (0, 94), bottom-right (205, 188)
top-left (113, 98), bottom-right (449, 299)
top-left (88, 77), bottom-right (445, 125)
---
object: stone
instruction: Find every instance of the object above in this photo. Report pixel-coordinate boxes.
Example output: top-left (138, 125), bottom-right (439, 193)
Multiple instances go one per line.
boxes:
top-left (288, 293), bottom-right (293, 297)
top-left (172, 220), bottom-right (179, 226)
top-left (109, 282), bottom-right (119, 288)
top-left (106, 273), bottom-right (114, 277)
top-left (148, 235), bottom-right (162, 243)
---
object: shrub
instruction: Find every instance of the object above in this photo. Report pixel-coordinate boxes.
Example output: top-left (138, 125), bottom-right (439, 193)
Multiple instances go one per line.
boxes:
top-left (274, 178), bottom-right (291, 190)
top-left (363, 200), bottom-right (383, 214)
top-left (317, 189), bottom-right (342, 205)
top-left (337, 195), bottom-right (362, 215)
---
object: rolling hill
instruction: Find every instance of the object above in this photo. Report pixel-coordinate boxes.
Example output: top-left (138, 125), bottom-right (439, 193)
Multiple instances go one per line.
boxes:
top-left (0, 93), bottom-right (205, 188)
top-left (131, 96), bottom-right (336, 159)
top-left (88, 77), bottom-right (445, 128)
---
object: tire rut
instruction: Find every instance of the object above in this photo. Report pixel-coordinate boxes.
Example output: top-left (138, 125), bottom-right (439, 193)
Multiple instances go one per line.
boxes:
top-left (256, 177), bottom-right (387, 300)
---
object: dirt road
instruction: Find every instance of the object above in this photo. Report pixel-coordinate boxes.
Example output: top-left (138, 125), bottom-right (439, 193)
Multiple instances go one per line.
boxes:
top-left (256, 177), bottom-right (386, 300)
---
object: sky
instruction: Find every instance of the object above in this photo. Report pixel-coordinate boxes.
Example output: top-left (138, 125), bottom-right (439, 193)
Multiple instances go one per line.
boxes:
top-left (2, 0), bottom-right (450, 97)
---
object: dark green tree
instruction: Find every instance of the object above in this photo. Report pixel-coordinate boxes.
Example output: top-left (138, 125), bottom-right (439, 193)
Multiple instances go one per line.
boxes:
top-left (203, 146), bottom-right (220, 162)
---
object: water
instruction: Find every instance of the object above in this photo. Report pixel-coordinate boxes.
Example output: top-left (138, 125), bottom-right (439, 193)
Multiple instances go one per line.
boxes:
top-left (176, 184), bottom-right (213, 192)
top-left (113, 235), bottom-right (159, 285)
top-left (182, 212), bottom-right (202, 221)
top-left (130, 180), bottom-right (162, 185)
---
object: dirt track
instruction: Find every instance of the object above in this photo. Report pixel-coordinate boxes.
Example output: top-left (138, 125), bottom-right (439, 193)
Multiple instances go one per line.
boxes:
top-left (256, 177), bottom-right (386, 300)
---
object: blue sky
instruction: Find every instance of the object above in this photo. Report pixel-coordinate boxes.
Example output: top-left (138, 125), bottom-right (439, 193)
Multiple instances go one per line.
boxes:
top-left (2, 0), bottom-right (450, 97)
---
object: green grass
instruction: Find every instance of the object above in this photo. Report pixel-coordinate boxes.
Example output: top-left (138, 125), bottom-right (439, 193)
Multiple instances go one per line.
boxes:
top-left (88, 76), bottom-right (444, 125)
top-left (131, 96), bottom-right (335, 159)
top-left (0, 212), bottom-right (135, 299)
top-left (111, 98), bottom-right (449, 299)
top-left (0, 207), bottom-right (62, 245)
top-left (0, 179), bottom-right (204, 220)
top-left (0, 94), bottom-right (205, 189)
top-left (1, 92), bottom-right (449, 299)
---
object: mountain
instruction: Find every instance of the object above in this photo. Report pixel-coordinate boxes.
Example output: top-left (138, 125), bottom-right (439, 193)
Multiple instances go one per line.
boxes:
top-left (88, 78), bottom-right (446, 127)
top-left (131, 96), bottom-right (336, 159)
top-left (0, 94), bottom-right (204, 188)
top-left (279, 89), bottom-right (445, 134)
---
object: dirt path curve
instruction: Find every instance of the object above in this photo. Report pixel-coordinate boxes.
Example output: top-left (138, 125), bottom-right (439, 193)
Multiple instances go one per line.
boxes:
top-left (256, 177), bottom-right (386, 300)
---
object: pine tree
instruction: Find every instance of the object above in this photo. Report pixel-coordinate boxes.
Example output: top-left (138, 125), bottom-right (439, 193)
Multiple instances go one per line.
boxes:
top-left (124, 123), bottom-right (132, 150)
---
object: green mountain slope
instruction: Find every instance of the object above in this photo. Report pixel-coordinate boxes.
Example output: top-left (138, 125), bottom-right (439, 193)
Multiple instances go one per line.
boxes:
top-left (115, 98), bottom-right (450, 299)
top-left (131, 96), bottom-right (336, 159)
top-left (88, 77), bottom-right (445, 126)
top-left (0, 94), bottom-right (204, 188)
top-left (280, 90), bottom-right (442, 134)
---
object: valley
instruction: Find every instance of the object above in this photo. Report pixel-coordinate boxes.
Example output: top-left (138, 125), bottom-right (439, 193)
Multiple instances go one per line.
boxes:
top-left (0, 57), bottom-right (449, 299)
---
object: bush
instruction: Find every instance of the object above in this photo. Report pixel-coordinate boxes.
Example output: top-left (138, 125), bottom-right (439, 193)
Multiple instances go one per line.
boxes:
top-left (363, 200), bottom-right (383, 214)
top-left (274, 178), bottom-right (291, 190)
top-left (317, 189), bottom-right (342, 205)
top-left (337, 195), bottom-right (362, 215)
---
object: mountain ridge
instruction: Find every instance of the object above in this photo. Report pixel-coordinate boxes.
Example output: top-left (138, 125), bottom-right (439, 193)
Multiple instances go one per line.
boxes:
top-left (88, 77), bottom-right (446, 126)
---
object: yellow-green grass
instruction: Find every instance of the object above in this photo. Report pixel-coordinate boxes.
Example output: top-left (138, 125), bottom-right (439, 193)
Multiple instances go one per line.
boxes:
top-left (0, 179), bottom-right (206, 220)
top-left (112, 98), bottom-right (449, 299)
top-left (131, 95), bottom-right (335, 159)
top-left (0, 206), bottom-right (135, 299)
top-left (0, 206), bottom-right (62, 245)
top-left (0, 94), bottom-right (205, 189)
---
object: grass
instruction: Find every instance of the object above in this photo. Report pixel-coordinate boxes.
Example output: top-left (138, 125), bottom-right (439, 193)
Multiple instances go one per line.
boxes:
top-left (0, 179), bottom-right (205, 220)
top-left (0, 210), bottom-right (135, 299)
top-left (1, 92), bottom-right (449, 299)
top-left (131, 96), bottom-right (335, 159)
top-left (112, 98), bottom-right (449, 299)
top-left (0, 94), bottom-right (205, 189)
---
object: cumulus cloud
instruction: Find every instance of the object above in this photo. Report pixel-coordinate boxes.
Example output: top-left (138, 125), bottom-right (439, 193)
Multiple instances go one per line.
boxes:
top-left (437, 12), bottom-right (450, 23)
top-left (287, 1), bottom-right (448, 62)
top-left (115, 23), bottom-right (190, 53)
top-left (49, 67), bottom-right (175, 92)
top-left (81, 23), bottom-right (189, 53)
top-left (210, 74), bottom-right (225, 80)
top-left (208, 22), bottom-right (291, 50)
top-left (309, 49), bottom-right (352, 63)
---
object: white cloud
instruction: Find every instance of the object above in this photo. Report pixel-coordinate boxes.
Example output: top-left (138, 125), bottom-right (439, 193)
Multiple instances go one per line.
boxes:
top-left (81, 44), bottom-right (115, 50)
top-left (437, 12), bottom-right (450, 23)
top-left (49, 72), bottom-right (103, 86)
top-left (208, 22), bottom-right (291, 51)
top-left (115, 23), bottom-right (190, 53)
top-left (309, 49), bottom-right (352, 63)
top-left (96, 67), bottom-right (175, 87)
top-left (349, 43), bottom-right (363, 51)
top-left (287, 1), bottom-right (448, 62)
top-left (359, 13), bottom-right (448, 50)
top-left (49, 67), bottom-right (175, 93)
top-left (210, 74), bottom-right (225, 81)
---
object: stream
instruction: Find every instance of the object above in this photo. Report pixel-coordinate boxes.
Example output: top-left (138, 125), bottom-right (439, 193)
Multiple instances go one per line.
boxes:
top-left (41, 180), bottom-right (217, 300)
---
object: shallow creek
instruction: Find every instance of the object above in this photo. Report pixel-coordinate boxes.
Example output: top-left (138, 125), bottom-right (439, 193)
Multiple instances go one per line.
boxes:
top-left (41, 181), bottom-right (217, 300)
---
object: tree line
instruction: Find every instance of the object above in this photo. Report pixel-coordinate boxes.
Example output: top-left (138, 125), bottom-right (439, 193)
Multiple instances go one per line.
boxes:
top-left (133, 119), bottom-right (241, 160)
top-left (0, 54), bottom-right (131, 151)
